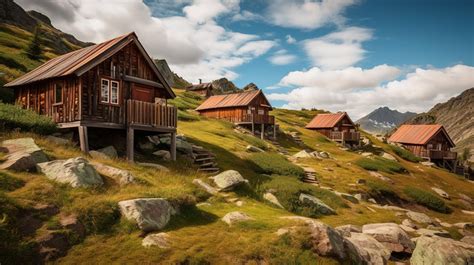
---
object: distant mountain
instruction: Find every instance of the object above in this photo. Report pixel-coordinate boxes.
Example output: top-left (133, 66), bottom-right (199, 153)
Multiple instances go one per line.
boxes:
top-left (243, 82), bottom-right (258, 91)
top-left (211, 78), bottom-right (240, 94)
top-left (405, 88), bottom-right (474, 155)
top-left (357, 107), bottom-right (417, 135)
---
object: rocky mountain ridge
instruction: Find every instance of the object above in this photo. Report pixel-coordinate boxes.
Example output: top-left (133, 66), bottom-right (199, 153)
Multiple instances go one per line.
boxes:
top-left (357, 107), bottom-right (417, 135)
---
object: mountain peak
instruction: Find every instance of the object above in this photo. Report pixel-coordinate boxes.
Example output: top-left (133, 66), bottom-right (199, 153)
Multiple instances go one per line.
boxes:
top-left (357, 107), bottom-right (417, 134)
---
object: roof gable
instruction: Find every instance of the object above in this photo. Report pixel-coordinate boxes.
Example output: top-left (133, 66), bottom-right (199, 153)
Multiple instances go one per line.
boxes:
top-left (196, 90), bottom-right (272, 111)
top-left (306, 112), bottom-right (355, 129)
top-left (388, 124), bottom-right (455, 147)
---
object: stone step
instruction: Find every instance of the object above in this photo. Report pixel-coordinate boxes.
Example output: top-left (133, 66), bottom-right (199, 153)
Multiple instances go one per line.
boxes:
top-left (199, 162), bottom-right (218, 168)
top-left (195, 157), bottom-right (216, 162)
top-left (198, 167), bottom-right (220, 172)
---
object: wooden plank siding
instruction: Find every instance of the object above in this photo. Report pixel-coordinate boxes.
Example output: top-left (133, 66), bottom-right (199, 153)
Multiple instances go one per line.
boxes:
top-left (402, 131), bottom-right (457, 160)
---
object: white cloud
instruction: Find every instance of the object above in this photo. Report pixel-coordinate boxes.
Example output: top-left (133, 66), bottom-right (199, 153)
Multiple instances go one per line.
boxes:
top-left (269, 64), bottom-right (474, 119)
top-left (286, 34), bottom-right (296, 44)
top-left (15, 0), bottom-right (275, 82)
top-left (232, 10), bottom-right (262, 21)
top-left (267, 0), bottom-right (357, 29)
top-left (303, 27), bottom-right (373, 70)
top-left (268, 49), bottom-right (297, 65)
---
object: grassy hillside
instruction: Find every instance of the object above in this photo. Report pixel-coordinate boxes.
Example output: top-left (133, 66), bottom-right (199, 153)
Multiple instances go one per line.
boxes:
top-left (1, 90), bottom-right (473, 264)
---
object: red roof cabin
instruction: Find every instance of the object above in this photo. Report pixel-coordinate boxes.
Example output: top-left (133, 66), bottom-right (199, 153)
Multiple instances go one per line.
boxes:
top-left (5, 32), bottom-right (178, 161)
top-left (186, 81), bottom-right (214, 98)
top-left (195, 89), bottom-right (276, 139)
top-left (306, 112), bottom-right (360, 145)
top-left (388, 124), bottom-right (456, 162)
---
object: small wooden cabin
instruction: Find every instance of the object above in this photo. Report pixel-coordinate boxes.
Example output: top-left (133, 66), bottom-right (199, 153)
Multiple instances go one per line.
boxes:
top-left (388, 124), bottom-right (457, 163)
top-left (306, 112), bottom-right (360, 145)
top-left (195, 89), bottom-right (276, 139)
top-left (186, 82), bottom-right (214, 98)
top-left (5, 32), bottom-right (178, 161)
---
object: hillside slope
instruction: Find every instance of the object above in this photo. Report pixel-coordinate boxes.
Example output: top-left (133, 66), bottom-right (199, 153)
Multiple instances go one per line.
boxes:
top-left (357, 107), bottom-right (417, 135)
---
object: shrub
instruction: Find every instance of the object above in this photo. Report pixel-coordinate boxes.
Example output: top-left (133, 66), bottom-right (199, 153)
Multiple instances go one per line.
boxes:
top-left (0, 103), bottom-right (57, 134)
top-left (0, 172), bottom-right (25, 191)
top-left (389, 145), bottom-right (422, 162)
top-left (75, 201), bottom-right (121, 234)
top-left (366, 180), bottom-right (398, 198)
top-left (178, 109), bottom-right (200, 121)
top-left (248, 153), bottom-right (305, 178)
top-left (0, 54), bottom-right (27, 72)
top-left (355, 157), bottom-right (406, 174)
top-left (404, 187), bottom-right (451, 213)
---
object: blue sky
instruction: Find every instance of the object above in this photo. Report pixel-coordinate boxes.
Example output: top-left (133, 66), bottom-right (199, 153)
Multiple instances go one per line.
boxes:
top-left (16, 0), bottom-right (474, 118)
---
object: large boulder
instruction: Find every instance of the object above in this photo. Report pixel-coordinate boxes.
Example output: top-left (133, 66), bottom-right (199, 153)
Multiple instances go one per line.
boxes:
top-left (160, 137), bottom-right (193, 154)
top-left (381, 152), bottom-right (397, 161)
top-left (362, 223), bottom-right (415, 254)
top-left (407, 211), bottom-right (434, 224)
top-left (89, 146), bottom-right (118, 160)
top-left (142, 232), bottom-right (170, 248)
top-left (431, 187), bottom-right (450, 199)
top-left (263, 192), bottom-right (284, 208)
top-left (0, 138), bottom-right (48, 171)
top-left (91, 162), bottom-right (135, 186)
top-left (222, 211), bottom-right (253, 226)
top-left (299, 193), bottom-right (335, 215)
top-left (213, 170), bottom-right (247, 191)
top-left (192, 179), bottom-right (219, 195)
top-left (411, 236), bottom-right (474, 265)
top-left (152, 150), bottom-right (171, 161)
top-left (335, 225), bottom-right (362, 237)
top-left (292, 150), bottom-right (312, 159)
top-left (36, 157), bottom-right (103, 188)
top-left (345, 232), bottom-right (391, 265)
top-left (305, 220), bottom-right (347, 259)
top-left (118, 198), bottom-right (173, 232)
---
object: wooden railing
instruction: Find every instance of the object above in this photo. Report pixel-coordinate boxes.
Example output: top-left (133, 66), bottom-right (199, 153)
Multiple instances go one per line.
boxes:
top-left (329, 131), bottom-right (360, 142)
top-left (126, 99), bottom-right (177, 128)
top-left (240, 114), bottom-right (275, 124)
top-left (420, 150), bottom-right (457, 160)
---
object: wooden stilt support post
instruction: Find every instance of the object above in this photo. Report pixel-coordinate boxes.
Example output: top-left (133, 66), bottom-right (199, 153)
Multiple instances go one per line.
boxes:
top-left (251, 115), bottom-right (255, 135)
top-left (126, 127), bottom-right (134, 162)
top-left (171, 132), bottom-right (177, 161)
top-left (261, 124), bottom-right (264, 140)
top-left (78, 126), bottom-right (89, 153)
top-left (273, 124), bottom-right (277, 140)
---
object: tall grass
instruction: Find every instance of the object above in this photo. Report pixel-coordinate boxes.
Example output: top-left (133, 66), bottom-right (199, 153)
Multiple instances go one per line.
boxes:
top-left (355, 157), bottom-right (406, 174)
top-left (389, 145), bottom-right (422, 162)
top-left (404, 187), bottom-right (451, 213)
top-left (0, 103), bottom-right (57, 134)
top-left (248, 153), bottom-right (305, 178)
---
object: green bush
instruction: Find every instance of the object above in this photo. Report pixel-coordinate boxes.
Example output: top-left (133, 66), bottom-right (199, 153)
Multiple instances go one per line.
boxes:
top-left (0, 103), bottom-right (57, 134)
top-left (389, 145), bottom-right (422, 162)
top-left (260, 176), bottom-right (347, 217)
top-left (169, 92), bottom-right (203, 111)
top-left (366, 180), bottom-right (398, 198)
top-left (0, 172), bottom-right (25, 191)
top-left (404, 187), bottom-right (451, 213)
top-left (76, 201), bottom-right (120, 234)
top-left (248, 153), bottom-right (305, 178)
top-left (178, 109), bottom-right (200, 121)
top-left (355, 157), bottom-right (406, 174)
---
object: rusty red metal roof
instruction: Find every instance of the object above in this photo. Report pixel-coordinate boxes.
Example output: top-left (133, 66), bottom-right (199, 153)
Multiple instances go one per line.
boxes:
top-left (388, 124), bottom-right (455, 146)
top-left (187, 82), bottom-right (213, 91)
top-left (306, 112), bottom-right (353, 129)
top-left (196, 89), bottom-right (271, 111)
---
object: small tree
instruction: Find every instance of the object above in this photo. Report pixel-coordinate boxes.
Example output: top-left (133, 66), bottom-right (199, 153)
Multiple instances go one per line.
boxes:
top-left (26, 27), bottom-right (42, 60)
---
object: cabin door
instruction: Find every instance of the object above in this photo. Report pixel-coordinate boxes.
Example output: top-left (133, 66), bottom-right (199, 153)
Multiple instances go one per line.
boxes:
top-left (131, 84), bottom-right (154, 103)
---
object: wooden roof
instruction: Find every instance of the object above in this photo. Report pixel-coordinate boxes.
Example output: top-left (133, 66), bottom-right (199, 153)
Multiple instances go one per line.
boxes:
top-left (5, 32), bottom-right (175, 98)
top-left (388, 124), bottom-right (455, 147)
top-left (306, 112), bottom-right (354, 129)
top-left (196, 90), bottom-right (272, 111)
top-left (187, 82), bottom-right (213, 91)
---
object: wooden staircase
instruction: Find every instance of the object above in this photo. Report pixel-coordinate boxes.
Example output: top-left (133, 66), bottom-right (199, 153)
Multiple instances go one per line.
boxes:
top-left (302, 167), bottom-right (318, 184)
top-left (191, 144), bottom-right (220, 175)
top-left (289, 132), bottom-right (304, 146)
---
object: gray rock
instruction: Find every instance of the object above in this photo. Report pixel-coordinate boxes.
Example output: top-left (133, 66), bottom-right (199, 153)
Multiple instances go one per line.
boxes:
top-left (37, 157), bottom-right (103, 188)
top-left (407, 211), bottom-right (434, 224)
top-left (246, 145), bottom-right (264, 152)
top-left (459, 193), bottom-right (473, 203)
top-left (410, 236), bottom-right (474, 265)
top-left (161, 137), bottom-right (192, 154)
top-left (90, 146), bottom-right (118, 159)
top-left (362, 223), bottom-right (415, 254)
top-left (369, 171), bottom-right (392, 182)
top-left (299, 193), bottom-right (335, 215)
top-left (345, 232), bottom-right (391, 265)
top-left (91, 162), bottom-right (135, 186)
top-left (138, 141), bottom-right (155, 151)
top-left (335, 192), bottom-right (359, 203)
top-left (0, 138), bottom-right (48, 171)
top-left (142, 232), bottom-right (170, 248)
top-left (118, 198), bottom-right (173, 232)
top-left (318, 151), bottom-right (330, 159)
top-left (263, 192), bottom-right (284, 208)
top-left (152, 150), bottom-right (171, 161)
top-left (431, 187), bottom-right (450, 199)
top-left (461, 236), bottom-right (474, 245)
top-left (361, 152), bottom-right (373, 157)
top-left (399, 224), bottom-right (416, 233)
top-left (305, 220), bottom-right (347, 260)
top-left (421, 161), bottom-right (435, 167)
top-left (222, 211), bottom-right (253, 226)
top-left (46, 135), bottom-right (70, 145)
top-left (453, 223), bottom-right (474, 229)
top-left (292, 150), bottom-right (312, 159)
top-left (402, 219), bottom-right (418, 229)
top-left (381, 152), bottom-right (397, 161)
top-left (415, 228), bottom-right (450, 237)
top-left (192, 179), bottom-right (219, 195)
top-left (335, 224), bottom-right (362, 237)
top-left (137, 162), bottom-right (170, 172)
top-left (368, 198), bottom-right (377, 204)
top-left (213, 170), bottom-right (247, 191)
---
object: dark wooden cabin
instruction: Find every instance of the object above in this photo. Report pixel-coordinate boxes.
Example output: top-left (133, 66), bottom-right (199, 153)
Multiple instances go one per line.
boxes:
top-left (388, 124), bottom-right (457, 167)
top-left (186, 82), bottom-right (214, 98)
top-left (5, 32), bottom-right (178, 161)
top-left (306, 112), bottom-right (360, 145)
top-left (195, 89), bottom-right (276, 139)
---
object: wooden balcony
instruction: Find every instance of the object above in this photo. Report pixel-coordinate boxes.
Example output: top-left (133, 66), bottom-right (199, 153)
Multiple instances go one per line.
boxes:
top-left (421, 150), bottom-right (457, 160)
top-left (329, 131), bottom-right (360, 142)
top-left (126, 99), bottom-right (177, 130)
top-left (233, 114), bottom-right (275, 125)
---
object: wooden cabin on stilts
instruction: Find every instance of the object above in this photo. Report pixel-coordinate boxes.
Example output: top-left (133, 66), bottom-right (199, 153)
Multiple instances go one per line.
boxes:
top-left (306, 112), bottom-right (360, 146)
top-left (5, 32), bottom-right (178, 161)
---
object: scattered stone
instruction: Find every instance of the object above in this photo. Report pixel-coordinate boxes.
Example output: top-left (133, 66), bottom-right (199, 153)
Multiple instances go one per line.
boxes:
top-left (37, 157), bottom-right (103, 188)
top-left (454, 223), bottom-right (474, 229)
top-left (402, 219), bottom-right (418, 229)
top-left (213, 170), bottom-right (248, 191)
top-left (118, 198), bottom-right (173, 232)
top-left (416, 228), bottom-right (450, 237)
top-left (316, 151), bottom-right (330, 159)
top-left (400, 225), bottom-right (416, 233)
top-left (440, 222), bottom-right (452, 228)
top-left (222, 211), bottom-right (253, 226)
top-left (263, 192), bottom-right (284, 208)
top-left (361, 152), bottom-right (373, 157)
top-left (0, 138), bottom-right (48, 171)
top-left (152, 150), bottom-right (171, 161)
top-left (137, 162), bottom-right (170, 172)
top-left (459, 193), bottom-right (473, 203)
top-left (421, 161), bottom-right (435, 167)
top-left (381, 152), bottom-right (397, 161)
top-left (235, 201), bottom-right (244, 207)
top-left (431, 187), bottom-right (450, 199)
top-left (354, 193), bottom-right (365, 201)
top-left (138, 141), bottom-right (155, 151)
top-left (369, 171), bottom-right (392, 182)
top-left (361, 137), bottom-right (372, 146)
top-left (345, 232), bottom-right (391, 265)
top-left (246, 145), bottom-right (264, 152)
top-left (407, 211), bottom-right (434, 224)
top-left (276, 228), bottom-right (289, 236)
top-left (91, 162), bottom-right (134, 186)
top-left (410, 236), bottom-right (474, 264)
top-left (46, 135), bottom-right (70, 145)
top-left (462, 210), bottom-right (474, 215)
top-left (335, 224), bottom-right (362, 237)
top-left (461, 236), bottom-right (474, 245)
top-left (192, 179), bottom-right (219, 195)
top-left (142, 232), bottom-right (170, 248)
top-left (89, 146), bottom-right (118, 159)
top-left (59, 213), bottom-right (85, 239)
top-left (362, 223), bottom-right (415, 254)
top-left (334, 192), bottom-right (359, 203)
top-left (292, 150), bottom-right (312, 159)
top-left (299, 193), bottom-right (335, 215)
top-left (372, 205), bottom-right (408, 212)
top-left (368, 198), bottom-right (377, 204)
top-left (356, 179), bottom-right (366, 184)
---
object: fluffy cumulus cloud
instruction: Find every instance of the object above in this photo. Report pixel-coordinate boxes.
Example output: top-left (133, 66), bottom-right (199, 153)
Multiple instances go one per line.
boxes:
top-left (268, 50), bottom-right (297, 65)
top-left (267, 0), bottom-right (357, 29)
top-left (268, 64), bottom-right (474, 119)
top-left (15, 0), bottom-right (276, 82)
top-left (303, 27), bottom-right (373, 70)
top-left (286, 35), bottom-right (297, 44)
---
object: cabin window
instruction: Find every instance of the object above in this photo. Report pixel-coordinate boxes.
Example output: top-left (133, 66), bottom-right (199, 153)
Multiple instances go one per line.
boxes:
top-left (427, 144), bottom-right (433, 150)
top-left (258, 109), bottom-right (264, 115)
top-left (110, 81), bottom-right (119, 104)
top-left (54, 84), bottom-right (63, 104)
top-left (101, 79), bottom-right (110, 103)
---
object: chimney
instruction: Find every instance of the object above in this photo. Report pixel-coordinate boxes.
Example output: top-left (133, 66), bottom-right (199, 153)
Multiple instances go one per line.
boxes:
top-left (199, 78), bottom-right (202, 84)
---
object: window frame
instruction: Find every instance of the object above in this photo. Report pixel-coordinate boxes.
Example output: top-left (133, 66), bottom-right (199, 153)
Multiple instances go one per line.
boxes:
top-left (100, 78), bottom-right (110, 104)
top-left (53, 83), bottom-right (63, 105)
top-left (110, 80), bottom-right (120, 105)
